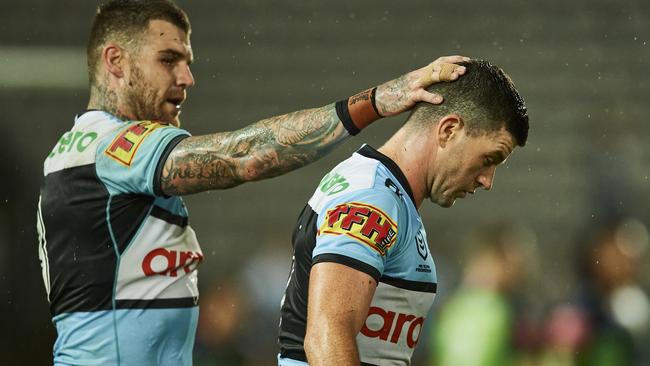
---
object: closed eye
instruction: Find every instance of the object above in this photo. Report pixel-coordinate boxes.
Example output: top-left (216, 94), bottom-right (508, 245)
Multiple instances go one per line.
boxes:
top-left (160, 56), bottom-right (178, 67)
top-left (483, 157), bottom-right (495, 166)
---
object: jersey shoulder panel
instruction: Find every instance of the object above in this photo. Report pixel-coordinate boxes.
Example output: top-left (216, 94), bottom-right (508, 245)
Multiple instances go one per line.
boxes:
top-left (43, 111), bottom-right (124, 176)
top-left (308, 151), bottom-right (380, 213)
top-left (311, 154), bottom-right (406, 277)
top-left (95, 120), bottom-right (190, 196)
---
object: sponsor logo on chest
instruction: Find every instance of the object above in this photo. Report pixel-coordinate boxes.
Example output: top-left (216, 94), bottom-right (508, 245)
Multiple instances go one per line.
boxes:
top-left (141, 248), bottom-right (203, 277)
top-left (360, 306), bottom-right (425, 348)
top-left (48, 131), bottom-right (98, 158)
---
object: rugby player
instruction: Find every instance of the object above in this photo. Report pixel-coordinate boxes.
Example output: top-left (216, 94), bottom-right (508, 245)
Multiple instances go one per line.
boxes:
top-left (277, 59), bottom-right (529, 366)
top-left (36, 0), bottom-right (468, 364)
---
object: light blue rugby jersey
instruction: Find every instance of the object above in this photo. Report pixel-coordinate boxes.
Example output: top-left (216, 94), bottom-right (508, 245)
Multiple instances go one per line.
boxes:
top-left (37, 111), bottom-right (202, 365)
top-left (278, 145), bottom-right (437, 366)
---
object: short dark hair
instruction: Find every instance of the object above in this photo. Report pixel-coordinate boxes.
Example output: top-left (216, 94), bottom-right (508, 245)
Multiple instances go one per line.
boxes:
top-left (410, 60), bottom-right (529, 146)
top-left (86, 0), bottom-right (191, 85)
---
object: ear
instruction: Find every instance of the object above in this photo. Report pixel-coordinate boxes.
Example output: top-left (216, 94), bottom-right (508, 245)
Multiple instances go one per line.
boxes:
top-left (436, 114), bottom-right (464, 147)
top-left (102, 44), bottom-right (126, 79)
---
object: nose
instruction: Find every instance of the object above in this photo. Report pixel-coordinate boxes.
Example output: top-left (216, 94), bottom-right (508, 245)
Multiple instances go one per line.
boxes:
top-left (477, 166), bottom-right (496, 190)
top-left (177, 63), bottom-right (195, 88)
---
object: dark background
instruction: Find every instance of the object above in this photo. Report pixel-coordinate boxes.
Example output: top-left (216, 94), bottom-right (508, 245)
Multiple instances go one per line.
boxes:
top-left (1, 0), bottom-right (649, 365)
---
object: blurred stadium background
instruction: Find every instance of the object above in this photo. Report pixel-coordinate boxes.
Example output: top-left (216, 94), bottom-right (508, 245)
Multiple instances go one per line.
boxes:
top-left (1, 0), bottom-right (649, 365)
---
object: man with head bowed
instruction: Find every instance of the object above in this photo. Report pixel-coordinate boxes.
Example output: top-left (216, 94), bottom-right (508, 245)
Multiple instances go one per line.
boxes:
top-left (277, 59), bottom-right (528, 366)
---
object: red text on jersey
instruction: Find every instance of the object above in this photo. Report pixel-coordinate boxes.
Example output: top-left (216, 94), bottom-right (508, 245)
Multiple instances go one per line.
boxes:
top-left (142, 248), bottom-right (203, 277)
top-left (360, 306), bottom-right (425, 348)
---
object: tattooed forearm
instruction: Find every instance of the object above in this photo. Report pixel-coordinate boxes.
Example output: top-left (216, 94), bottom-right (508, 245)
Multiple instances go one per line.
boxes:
top-left (161, 104), bottom-right (349, 195)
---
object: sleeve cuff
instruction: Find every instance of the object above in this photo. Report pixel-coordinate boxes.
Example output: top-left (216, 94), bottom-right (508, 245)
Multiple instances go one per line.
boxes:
top-left (313, 253), bottom-right (380, 282)
top-left (153, 134), bottom-right (190, 197)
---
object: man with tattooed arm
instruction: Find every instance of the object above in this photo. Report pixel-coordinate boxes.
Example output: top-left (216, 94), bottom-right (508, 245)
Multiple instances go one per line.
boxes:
top-left (36, 0), bottom-right (467, 365)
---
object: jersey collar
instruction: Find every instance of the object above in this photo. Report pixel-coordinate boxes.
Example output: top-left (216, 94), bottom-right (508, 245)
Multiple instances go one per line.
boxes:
top-left (356, 144), bottom-right (416, 206)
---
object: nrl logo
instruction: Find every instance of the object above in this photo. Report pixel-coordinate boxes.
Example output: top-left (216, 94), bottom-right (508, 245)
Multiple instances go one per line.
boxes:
top-left (415, 229), bottom-right (428, 260)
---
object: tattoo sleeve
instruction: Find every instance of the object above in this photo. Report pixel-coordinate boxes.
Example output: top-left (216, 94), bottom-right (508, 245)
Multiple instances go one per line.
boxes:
top-left (160, 104), bottom-right (349, 195)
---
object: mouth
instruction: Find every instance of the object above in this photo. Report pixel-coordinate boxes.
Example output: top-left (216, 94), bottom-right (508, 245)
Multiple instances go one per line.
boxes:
top-left (166, 97), bottom-right (184, 112)
top-left (459, 190), bottom-right (475, 198)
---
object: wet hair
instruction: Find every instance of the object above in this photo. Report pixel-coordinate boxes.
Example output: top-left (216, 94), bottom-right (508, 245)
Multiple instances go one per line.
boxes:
top-left (86, 0), bottom-right (191, 85)
top-left (408, 59), bottom-right (529, 146)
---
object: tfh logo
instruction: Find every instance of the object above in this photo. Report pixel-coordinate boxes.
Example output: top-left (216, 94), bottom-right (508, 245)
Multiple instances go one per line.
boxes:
top-left (142, 248), bottom-right (203, 277)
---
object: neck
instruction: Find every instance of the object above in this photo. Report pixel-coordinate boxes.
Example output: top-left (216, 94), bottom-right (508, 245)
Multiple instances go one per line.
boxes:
top-left (377, 126), bottom-right (434, 208)
top-left (87, 83), bottom-right (129, 121)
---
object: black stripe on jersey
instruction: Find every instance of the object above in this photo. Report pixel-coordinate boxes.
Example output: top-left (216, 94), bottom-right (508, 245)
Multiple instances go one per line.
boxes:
top-left (279, 350), bottom-right (307, 362)
top-left (41, 164), bottom-right (116, 315)
top-left (115, 297), bottom-right (198, 309)
top-left (150, 205), bottom-right (188, 227)
top-left (279, 204), bottom-right (318, 358)
top-left (109, 193), bottom-right (155, 255)
top-left (357, 145), bottom-right (416, 206)
top-left (380, 275), bottom-right (438, 293)
top-left (313, 253), bottom-right (381, 282)
top-left (41, 164), bottom-right (171, 315)
top-left (153, 134), bottom-right (189, 197)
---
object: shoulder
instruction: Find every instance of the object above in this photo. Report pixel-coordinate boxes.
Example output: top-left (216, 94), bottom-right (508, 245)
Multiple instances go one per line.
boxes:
top-left (98, 120), bottom-right (190, 167)
top-left (309, 152), bottom-right (403, 213)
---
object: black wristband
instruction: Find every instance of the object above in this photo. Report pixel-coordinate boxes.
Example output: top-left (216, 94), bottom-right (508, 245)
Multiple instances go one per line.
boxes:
top-left (336, 99), bottom-right (361, 136)
top-left (336, 87), bottom-right (382, 136)
top-left (369, 87), bottom-right (380, 116)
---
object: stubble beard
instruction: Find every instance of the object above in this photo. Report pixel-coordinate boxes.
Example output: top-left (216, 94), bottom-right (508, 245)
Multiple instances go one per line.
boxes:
top-left (124, 63), bottom-right (164, 123)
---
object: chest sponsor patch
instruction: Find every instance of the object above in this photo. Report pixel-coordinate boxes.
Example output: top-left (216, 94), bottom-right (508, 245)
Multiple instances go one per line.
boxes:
top-left (105, 121), bottom-right (165, 166)
top-left (319, 202), bottom-right (397, 256)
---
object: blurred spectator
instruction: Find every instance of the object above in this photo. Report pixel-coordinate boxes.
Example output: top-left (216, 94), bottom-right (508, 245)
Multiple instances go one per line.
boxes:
top-left (541, 218), bottom-right (650, 366)
top-left (194, 244), bottom-right (291, 366)
top-left (194, 282), bottom-right (247, 366)
top-left (239, 245), bottom-right (292, 366)
top-left (429, 222), bottom-right (539, 366)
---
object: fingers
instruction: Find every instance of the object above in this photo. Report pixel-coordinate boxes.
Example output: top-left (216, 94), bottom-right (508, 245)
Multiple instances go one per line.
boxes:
top-left (418, 65), bottom-right (435, 86)
top-left (418, 62), bottom-right (466, 86)
top-left (438, 63), bottom-right (463, 81)
top-left (416, 89), bottom-right (444, 105)
top-left (374, 55), bottom-right (470, 116)
top-left (435, 55), bottom-right (471, 64)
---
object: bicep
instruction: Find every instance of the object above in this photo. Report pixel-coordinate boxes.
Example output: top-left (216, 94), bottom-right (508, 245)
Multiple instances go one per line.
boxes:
top-left (307, 262), bottom-right (377, 336)
top-left (160, 134), bottom-right (243, 196)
